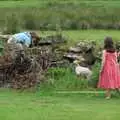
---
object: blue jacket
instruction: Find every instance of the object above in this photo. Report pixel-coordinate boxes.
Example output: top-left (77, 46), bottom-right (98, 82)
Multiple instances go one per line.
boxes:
top-left (13, 32), bottom-right (32, 47)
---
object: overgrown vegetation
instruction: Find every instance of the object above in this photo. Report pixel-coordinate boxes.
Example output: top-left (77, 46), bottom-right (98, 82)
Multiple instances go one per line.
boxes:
top-left (1, 1), bottom-right (120, 30)
top-left (40, 62), bottom-right (101, 91)
top-left (40, 67), bottom-right (88, 91)
top-left (0, 40), bottom-right (3, 56)
top-left (89, 62), bottom-right (101, 88)
top-left (3, 13), bottom-right (20, 34)
top-left (0, 29), bottom-right (119, 91)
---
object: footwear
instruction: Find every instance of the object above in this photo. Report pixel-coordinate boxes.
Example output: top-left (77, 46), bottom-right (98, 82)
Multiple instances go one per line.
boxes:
top-left (105, 90), bottom-right (111, 99)
top-left (105, 96), bottom-right (111, 99)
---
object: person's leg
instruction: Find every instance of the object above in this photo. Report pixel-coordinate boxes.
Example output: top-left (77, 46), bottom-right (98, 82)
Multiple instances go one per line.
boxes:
top-left (116, 88), bottom-right (120, 95)
top-left (105, 89), bottom-right (111, 99)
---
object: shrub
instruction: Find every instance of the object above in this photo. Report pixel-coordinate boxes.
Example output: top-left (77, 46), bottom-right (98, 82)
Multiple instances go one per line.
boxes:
top-left (3, 13), bottom-right (20, 34)
top-left (89, 62), bottom-right (101, 88)
top-left (23, 13), bottom-right (37, 30)
top-left (0, 41), bottom-right (4, 56)
top-left (80, 21), bottom-right (91, 29)
top-left (42, 67), bottom-right (89, 91)
top-left (1, 1), bottom-right (120, 30)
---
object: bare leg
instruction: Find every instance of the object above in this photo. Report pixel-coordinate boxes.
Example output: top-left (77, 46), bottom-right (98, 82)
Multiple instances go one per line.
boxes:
top-left (116, 88), bottom-right (120, 94)
top-left (105, 89), bottom-right (111, 99)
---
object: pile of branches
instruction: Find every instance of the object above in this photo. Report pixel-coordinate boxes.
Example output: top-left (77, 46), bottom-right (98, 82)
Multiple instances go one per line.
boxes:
top-left (0, 33), bottom-right (68, 89)
top-left (0, 54), bottom-right (13, 87)
top-left (0, 52), bottom-right (41, 89)
top-left (10, 53), bottom-right (42, 89)
top-left (12, 73), bottom-right (37, 89)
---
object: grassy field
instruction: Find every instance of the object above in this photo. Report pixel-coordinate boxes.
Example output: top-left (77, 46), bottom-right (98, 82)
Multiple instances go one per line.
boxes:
top-left (1, 0), bottom-right (120, 30)
top-left (0, 0), bottom-right (120, 8)
top-left (0, 89), bottom-right (120, 120)
top-left (42, 30), bottom-right (120, 46)
top-left (0, 1), bottom-right (120, 118)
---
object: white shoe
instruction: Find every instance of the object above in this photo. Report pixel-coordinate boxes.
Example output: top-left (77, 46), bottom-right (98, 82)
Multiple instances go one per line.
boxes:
top-left (105, 96), bottom-right (111, 100)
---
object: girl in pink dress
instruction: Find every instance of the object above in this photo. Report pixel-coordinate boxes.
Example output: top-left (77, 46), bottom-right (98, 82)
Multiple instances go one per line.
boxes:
top-left (98, 37), bottom-right (120, 99)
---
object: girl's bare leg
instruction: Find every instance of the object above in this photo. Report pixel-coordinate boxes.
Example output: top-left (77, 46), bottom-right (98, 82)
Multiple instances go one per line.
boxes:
top-left (105, 89), bottom-right (111, 99)
top-left (116, 88), bottom-right (120, 94)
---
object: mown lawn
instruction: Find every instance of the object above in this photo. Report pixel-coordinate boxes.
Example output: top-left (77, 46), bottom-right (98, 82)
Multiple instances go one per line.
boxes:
top-left (0, 89), bottom-right (120, 120)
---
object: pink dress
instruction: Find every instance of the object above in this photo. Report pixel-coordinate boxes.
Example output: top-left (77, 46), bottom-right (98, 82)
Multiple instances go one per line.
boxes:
top-left (98, 50), bottom-right (120, 89)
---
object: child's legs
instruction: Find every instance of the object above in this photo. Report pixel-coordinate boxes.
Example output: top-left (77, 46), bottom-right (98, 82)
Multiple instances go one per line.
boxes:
top-left (105, 89), bottom-right (111, 97)
top-left (115, 88), bottom-right (120, 94)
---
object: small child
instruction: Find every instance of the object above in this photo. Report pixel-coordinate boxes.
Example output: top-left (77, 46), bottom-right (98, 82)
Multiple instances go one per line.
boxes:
top-left (7, 32), bottom-right (40, 60)
top-left (98, 37), bottom-right (120, 99)
top-left (7, 32), bottom-right (40, 47)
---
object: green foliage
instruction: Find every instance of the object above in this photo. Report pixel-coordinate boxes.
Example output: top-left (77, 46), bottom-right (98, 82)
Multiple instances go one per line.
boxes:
top-left (89, 62), bottom-right (101, 88)
top-left (23, 13), bottom-right (38, 30)
top-left (0, 1), bottom-right (120, 30)
top-left (0, 40), bottom-right (4, 56)
top-left (3, 13), bottom-right (20, 34)
top-left (41, 67), bottom-right (89, 91)
top-left (41, 62), bottom-right (101, 91)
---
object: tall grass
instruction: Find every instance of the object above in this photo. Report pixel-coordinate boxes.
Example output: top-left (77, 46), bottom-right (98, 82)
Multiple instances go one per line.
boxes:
top-left (89, 62), bottom-right (101, 88)
top-left (40, 60), bottom-right (101, 91)
top-left (0, 40), bottom-right (4, 56)
top-left (40, 67), bottom-right (90, 91)
top-left (1, 1), bottom-right (120, 30)
top-left (3, 13), bottom-right (20, 34)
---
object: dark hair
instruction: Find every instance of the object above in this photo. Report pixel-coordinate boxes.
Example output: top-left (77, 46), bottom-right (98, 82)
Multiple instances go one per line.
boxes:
top-left (104, 36), bottom-right (115, 53)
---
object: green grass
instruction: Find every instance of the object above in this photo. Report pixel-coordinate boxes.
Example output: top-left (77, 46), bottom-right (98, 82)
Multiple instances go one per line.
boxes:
top-left (44, 68), bottom-right (89, 91)
top-left (42, 30), bottom-right (120, 45)
top-left (1, 0), bottom-right (120, 30)
top-left (0, 89), bottom-right (120, 120)
top-left (0, 0), bottom-right (120, 8)
top-left (0, 1), bottom-right (45, 8)
top-left (63, 30), bottom-right (120, 41)
top-left (41, 62), bottom-right (100, 91)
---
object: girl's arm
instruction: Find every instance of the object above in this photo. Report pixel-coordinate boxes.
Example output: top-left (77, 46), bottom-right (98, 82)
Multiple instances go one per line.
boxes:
top-left (100, 50), bottom-right (106, 72)
top-left (117, 52), bottom-right (120, 56)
